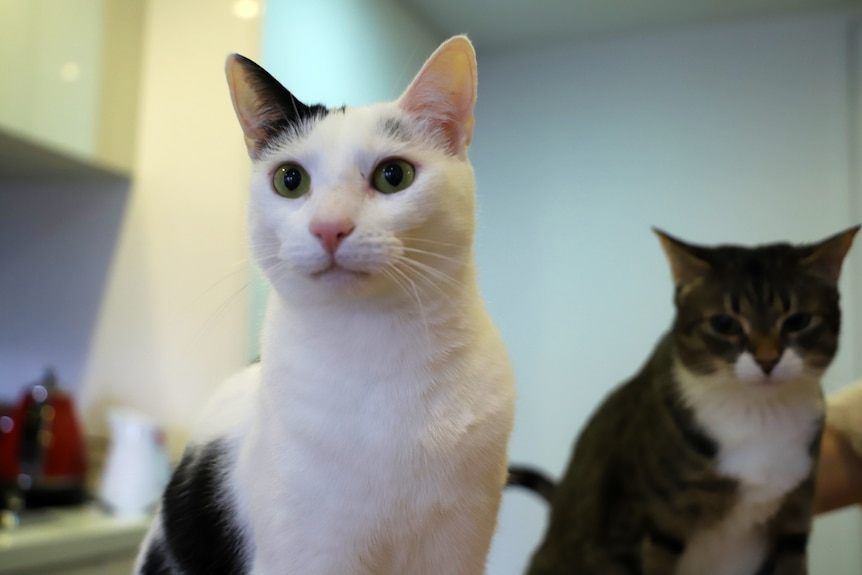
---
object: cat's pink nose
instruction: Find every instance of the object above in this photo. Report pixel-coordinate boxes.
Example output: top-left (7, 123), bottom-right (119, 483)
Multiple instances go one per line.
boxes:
top-left (311, 219), bottom-right (355, 254)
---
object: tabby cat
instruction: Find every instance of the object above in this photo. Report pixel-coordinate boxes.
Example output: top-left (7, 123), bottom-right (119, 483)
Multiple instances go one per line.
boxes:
top-left (134, 35), bottom-right (516, 575)
top-left (525, 227), bottom-right (858, 575)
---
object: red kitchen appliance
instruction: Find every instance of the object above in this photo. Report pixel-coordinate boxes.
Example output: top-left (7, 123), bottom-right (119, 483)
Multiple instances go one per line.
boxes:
top-left (0, 369), bottom-right (88, 508)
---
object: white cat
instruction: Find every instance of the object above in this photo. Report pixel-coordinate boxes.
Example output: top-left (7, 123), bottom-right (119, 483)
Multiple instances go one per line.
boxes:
top-left (134, 35), bottom-right (516, 575)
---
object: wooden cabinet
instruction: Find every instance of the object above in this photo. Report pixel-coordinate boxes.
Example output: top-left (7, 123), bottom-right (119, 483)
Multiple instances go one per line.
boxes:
top-left (0, 0), bottom-right (144, 174)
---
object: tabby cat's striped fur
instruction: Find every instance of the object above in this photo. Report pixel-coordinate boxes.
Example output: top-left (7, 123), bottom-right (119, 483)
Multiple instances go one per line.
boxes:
top-left (527, 227), bottom-right (858, 575)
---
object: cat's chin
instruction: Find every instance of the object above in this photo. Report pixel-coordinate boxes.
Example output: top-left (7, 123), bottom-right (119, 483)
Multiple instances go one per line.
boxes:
top-left (740, 376), bottom-right (794, 388)
top-left (266, 262), bottom-right (389, 302)
top-left (309, 264), bottom-right (372, 288)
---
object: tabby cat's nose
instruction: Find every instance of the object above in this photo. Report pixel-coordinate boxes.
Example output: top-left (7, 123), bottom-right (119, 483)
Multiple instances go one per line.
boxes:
top-left (756, 356), bottom-right (779, 375)
top-left (311, 218), bottom-right (355, 254)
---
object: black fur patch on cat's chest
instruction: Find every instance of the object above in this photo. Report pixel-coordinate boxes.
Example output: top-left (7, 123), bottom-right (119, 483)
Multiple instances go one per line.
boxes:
top-left (160, 440), bottom-right (247, 575)
top-left (661, 383), bottom-right (718, 460)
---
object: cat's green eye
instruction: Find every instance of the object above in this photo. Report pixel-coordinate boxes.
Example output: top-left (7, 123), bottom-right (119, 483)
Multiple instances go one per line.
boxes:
top-left (372, 159), bottom-right (415, 194)
top-left (782, 313), bottom-right (812, 334)
top-left (709, 314), bottom-right (742, 336)
top-left (273, 163), bottom-right (310, 198)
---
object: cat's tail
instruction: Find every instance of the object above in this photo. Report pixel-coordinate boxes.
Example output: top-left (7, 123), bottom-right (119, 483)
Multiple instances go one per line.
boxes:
top-left (506, 465), bottom-right (556, 504)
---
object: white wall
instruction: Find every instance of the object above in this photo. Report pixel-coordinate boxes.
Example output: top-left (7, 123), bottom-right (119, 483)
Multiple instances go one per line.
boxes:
top-left (471, 12), bottom-right (862, 575)
top-left (79, 0), bottom-right (260, 454)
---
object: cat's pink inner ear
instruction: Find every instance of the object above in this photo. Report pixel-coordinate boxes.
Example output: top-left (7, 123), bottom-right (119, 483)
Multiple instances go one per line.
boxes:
top-left (654, 229), bottom-right (710, 287)
top-left (398, 36), bottom-right (477, 156)
top-left (801, 225), bottom-right (860, 284)
top-left (225, 55), bottom-right (268, 156)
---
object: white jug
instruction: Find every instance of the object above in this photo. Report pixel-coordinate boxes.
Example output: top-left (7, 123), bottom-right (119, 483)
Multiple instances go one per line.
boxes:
top-left (99, 407), bottom-right (171, 516)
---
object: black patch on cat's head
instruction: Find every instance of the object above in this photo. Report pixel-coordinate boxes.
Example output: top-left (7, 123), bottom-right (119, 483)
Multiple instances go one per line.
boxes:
top-left (228, 54), bottom-right (332, 157)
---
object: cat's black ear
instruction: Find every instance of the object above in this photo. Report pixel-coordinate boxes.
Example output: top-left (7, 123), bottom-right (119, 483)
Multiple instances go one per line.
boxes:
top-left (398, 35), bottom-right (477, 157)
top-left (654, 228), bottom-right (711, 287)
top-left (800, 225), bottom-right (860, 285)
top-left (225, 54), bottom-right (322, 158)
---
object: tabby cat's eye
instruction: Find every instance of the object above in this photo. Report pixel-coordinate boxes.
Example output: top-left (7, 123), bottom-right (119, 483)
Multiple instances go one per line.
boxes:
top-left (273, 163), bottom-right (310, 198)
top-left (709, 314), bottom-right (742, 336)
top-left (372, 159), bottom-right (415, 194)
top-left (782, 313), bottom-right (812, 334)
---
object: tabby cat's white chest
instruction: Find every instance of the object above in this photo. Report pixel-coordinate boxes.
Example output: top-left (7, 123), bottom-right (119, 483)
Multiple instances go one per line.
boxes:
top-left (674, 367), bottom-right (823, 575)
top-left (706, 398), bottom-right (819, 505)
top-left (676, 366), bottom-right (822, 498)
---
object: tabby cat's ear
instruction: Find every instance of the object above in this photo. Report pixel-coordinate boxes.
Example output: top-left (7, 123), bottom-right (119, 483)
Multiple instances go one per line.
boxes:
top-left (800, 225), bottom-right (860, 285)
top-left (398, 35), bottom-right (477, 157)
top-left (654, 228), bottom-right (711, 287)
top-left (225, 54), bottom-right (315, 158)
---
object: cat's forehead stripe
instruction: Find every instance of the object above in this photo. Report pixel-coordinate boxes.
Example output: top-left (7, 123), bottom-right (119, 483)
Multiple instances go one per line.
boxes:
top-left (380, 117), bottom-right (412, 143)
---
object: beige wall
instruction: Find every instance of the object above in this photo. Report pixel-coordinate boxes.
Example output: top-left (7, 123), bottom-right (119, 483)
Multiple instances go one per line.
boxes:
top-left (81, 0), bottom-right (260, 455)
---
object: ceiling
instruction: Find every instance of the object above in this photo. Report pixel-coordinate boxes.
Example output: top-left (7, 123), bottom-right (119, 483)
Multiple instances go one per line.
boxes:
top-left (401, 0), bottom-right (862, 51)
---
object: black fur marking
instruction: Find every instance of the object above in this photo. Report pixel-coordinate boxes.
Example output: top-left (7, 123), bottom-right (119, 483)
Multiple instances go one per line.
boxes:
top-left (775, 532), bottom-right (809, 554)
top-left (161, 441), bottom-right (247, 575)
top-left (231, 54), bottom-right (330, 154)
top-left (139, 540), bottom-right (173, 575)
top-left (808, 416), bottom-right (825, 457)
top-left (754, 534), bottom-right (810, 575)
top-left (615, 552), bottom-right (642, 575)
top-left (233, 54), bottom-right (327, 126)
top-left (646, 523), bottom-right (685, 555)
top-left (662, 384), bottom-right (718, 459)
top-left (505, 465), bottom-right (556, 503)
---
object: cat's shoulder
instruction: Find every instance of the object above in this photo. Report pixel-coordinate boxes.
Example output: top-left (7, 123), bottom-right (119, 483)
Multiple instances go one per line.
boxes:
top-left (188, 362), bottom-right (261, 445)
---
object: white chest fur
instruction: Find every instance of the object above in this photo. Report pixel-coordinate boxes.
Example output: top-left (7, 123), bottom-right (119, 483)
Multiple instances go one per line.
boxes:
top-left (234, 298), bottom-right (516, 575)
top-left (674, 366), bottom-right (823, 575)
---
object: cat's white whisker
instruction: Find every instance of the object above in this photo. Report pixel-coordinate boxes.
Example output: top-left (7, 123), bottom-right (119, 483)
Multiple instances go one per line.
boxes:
top-left (400, 236), bottom-right (463, 249)
top-left (186, 280), bottom-right (251, 356)
top-left (385, 264), bottom-right (432, 345)
top-left (396, 255), bottom-right (465, 290)
top-left (391, 258), bottom-right (450, 302)
top-left (399, 246), bottom-right (465, 266)
top-left (180, 260), bottom-right (252, 311)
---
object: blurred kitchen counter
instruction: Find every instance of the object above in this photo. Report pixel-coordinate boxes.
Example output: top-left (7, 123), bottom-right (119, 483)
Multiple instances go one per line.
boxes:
top-left (0, 504), bottom-right (149, 575)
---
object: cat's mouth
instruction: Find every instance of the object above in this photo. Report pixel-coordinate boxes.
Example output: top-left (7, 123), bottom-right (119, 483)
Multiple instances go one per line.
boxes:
top-left (311, 263), bottom-right (370, 282)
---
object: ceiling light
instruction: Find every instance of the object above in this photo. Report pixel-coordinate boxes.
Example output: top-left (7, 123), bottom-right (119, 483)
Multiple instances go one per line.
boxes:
top-left (233, 0), bottom-right (260, 20)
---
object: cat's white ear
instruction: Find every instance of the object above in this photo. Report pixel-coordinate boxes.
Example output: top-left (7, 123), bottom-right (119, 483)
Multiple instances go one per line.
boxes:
top-left (654, 228), bottom-right (711, 287)
top-left (225, 54), bottom-right (322, 158)
top-left (801, 225), bottom-right (860, 284)
top-left (398, 35), bottom-right (477, 156)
